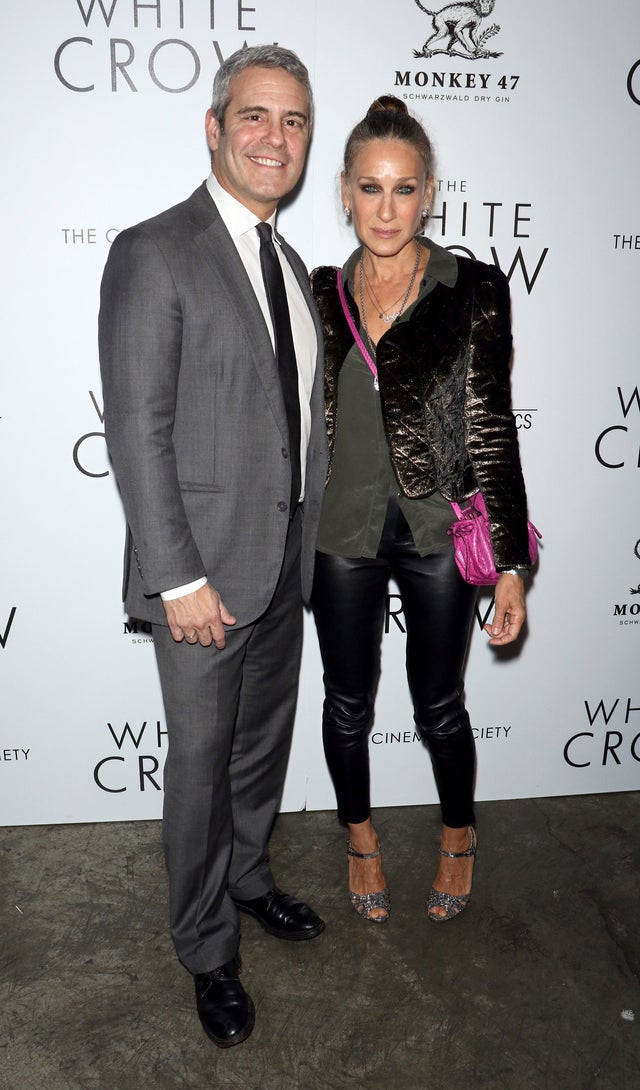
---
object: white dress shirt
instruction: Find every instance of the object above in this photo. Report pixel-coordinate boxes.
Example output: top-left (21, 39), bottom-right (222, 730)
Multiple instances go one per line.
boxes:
top-left (161, 173), bottom-right (317, 601)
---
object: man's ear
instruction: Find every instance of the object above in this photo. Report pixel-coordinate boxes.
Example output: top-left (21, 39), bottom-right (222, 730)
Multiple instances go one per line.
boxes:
top-left (205, 109), bottom-right (221, 153)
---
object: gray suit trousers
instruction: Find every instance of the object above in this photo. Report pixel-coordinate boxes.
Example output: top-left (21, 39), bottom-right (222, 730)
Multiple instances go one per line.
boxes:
top-left (152, 511), bottom-right (303, 974)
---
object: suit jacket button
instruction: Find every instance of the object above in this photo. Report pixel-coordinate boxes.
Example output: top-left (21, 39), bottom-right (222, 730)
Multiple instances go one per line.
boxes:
top-left (277, 501), bottom-right (288, 512)
top-left (281, 448), bottom-right (288, 459)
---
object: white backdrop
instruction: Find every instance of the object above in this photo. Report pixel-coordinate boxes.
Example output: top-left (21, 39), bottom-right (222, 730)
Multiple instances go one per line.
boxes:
top-left (2, 0), bottom-right (639, 825)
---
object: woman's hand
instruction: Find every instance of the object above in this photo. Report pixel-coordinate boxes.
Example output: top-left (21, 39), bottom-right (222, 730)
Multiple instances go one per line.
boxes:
top-left (484, 573), bottom-right (526, 646)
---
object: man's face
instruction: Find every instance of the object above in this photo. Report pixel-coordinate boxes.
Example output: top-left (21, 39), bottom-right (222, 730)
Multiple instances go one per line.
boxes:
top-left (205, 65), bottom-right (311, 219)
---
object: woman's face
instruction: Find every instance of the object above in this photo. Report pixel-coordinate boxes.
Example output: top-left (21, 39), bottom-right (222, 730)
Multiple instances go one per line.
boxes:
top-left (342, 138), bottom-right (433, 259)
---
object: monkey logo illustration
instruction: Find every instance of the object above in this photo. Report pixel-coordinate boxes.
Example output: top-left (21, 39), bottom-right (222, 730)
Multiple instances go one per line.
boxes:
top-left (626, 541), bottom-right (640, 592)
top-left (413, 0), bottom-right (503, 60)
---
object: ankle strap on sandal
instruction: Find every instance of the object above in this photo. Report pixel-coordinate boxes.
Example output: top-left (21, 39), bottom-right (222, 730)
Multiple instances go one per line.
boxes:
top-left (347, 841), bottom-right (382, 861)
top-left (438, 827), bottom-right (476, 859)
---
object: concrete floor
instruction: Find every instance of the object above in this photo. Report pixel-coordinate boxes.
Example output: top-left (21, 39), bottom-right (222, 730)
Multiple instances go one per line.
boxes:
top-left (1, 792), bottom-right (639, 1090)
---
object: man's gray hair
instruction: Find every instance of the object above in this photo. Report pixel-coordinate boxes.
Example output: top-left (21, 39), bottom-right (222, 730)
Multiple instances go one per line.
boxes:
top-left (210, 44), bottom-right (314, 129)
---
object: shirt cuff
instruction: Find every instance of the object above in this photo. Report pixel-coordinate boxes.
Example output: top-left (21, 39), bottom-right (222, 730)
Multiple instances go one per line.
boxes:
top-left (160, 577), bottom-right (207, 601)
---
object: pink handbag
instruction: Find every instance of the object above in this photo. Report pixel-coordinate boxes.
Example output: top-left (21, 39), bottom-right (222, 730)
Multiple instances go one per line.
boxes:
top-left (448, 492), bottom-right (541, 586)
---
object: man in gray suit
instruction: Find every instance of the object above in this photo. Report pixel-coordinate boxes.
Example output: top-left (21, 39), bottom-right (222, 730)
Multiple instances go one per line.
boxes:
top-left (99, 44), bottom-right (328, 1048)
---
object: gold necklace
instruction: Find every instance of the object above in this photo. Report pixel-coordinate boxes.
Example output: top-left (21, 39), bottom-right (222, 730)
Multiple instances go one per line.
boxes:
top-left (361, 242), bottom-right (421, 323)
top-left (362, 269), bottom-right (408, 320)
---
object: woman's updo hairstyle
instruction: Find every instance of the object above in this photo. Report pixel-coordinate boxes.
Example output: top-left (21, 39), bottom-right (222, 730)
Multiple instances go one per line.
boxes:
top-left (343, 95), bottom-right (434, 179)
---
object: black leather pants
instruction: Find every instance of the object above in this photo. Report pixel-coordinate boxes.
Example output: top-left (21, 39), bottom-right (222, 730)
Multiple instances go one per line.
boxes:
top-left (311, 497), bottom-right (478, 829)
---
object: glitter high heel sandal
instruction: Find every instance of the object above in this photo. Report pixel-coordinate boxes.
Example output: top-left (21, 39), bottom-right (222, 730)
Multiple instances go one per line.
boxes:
top-left (426, 826), bottom-right (476, 923)
top-left (347, 842), bottom-right (391, 924)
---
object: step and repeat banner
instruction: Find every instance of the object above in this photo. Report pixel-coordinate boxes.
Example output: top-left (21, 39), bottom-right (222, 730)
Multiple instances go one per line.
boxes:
top-left (2, 0), bottom-right (639, 824)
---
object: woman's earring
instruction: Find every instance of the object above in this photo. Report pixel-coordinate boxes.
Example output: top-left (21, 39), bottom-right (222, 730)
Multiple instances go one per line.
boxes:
top-left (420, 209), bottom-right (429, 223)
top-left (344, 207), bottom-right (352, 219)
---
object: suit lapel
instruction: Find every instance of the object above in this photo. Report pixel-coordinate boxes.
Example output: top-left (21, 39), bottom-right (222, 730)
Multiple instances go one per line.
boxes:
top-left (184, 186), bottom-right (322, 450)
top-left (186, 186), bottom-right (289, 440)
top-left (280, 235), bottom-right (322, 356)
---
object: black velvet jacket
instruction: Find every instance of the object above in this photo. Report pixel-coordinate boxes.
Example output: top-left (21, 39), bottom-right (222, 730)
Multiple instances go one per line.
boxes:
top-left (310, 250), bottom-right (532, 571)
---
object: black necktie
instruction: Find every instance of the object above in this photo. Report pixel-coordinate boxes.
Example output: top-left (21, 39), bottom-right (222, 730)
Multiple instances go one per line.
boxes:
top-left (256, 221), bottom-right (301, 513)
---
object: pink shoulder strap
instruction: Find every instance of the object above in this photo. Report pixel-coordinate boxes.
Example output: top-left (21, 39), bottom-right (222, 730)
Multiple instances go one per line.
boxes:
top-left (336, 269), bottom-right (378, 386)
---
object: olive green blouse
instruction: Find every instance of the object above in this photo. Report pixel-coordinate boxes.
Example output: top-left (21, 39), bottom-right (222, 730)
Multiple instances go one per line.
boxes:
top-left (316, 239), bottom-right (458, 559)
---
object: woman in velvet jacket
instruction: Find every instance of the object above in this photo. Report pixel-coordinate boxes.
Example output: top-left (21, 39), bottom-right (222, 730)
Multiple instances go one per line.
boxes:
top-left (310, 96), bottom-right (533, 925)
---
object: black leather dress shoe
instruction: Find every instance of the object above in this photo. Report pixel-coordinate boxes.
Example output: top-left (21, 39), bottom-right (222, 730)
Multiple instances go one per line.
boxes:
top-left (233, 887), bottom-right (325, 941)
top-left (194, 959), bottom-right (255, 1048)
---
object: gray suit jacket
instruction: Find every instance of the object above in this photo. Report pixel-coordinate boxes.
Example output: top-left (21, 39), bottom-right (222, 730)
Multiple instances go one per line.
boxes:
top-left (99, 183), bottom-right (328, 627)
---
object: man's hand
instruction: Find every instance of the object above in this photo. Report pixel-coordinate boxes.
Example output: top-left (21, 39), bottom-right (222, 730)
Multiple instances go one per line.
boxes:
top-left (484, 573), bottom-right (526, 646)
top-left (163, 583), bottom-right (236, 649)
